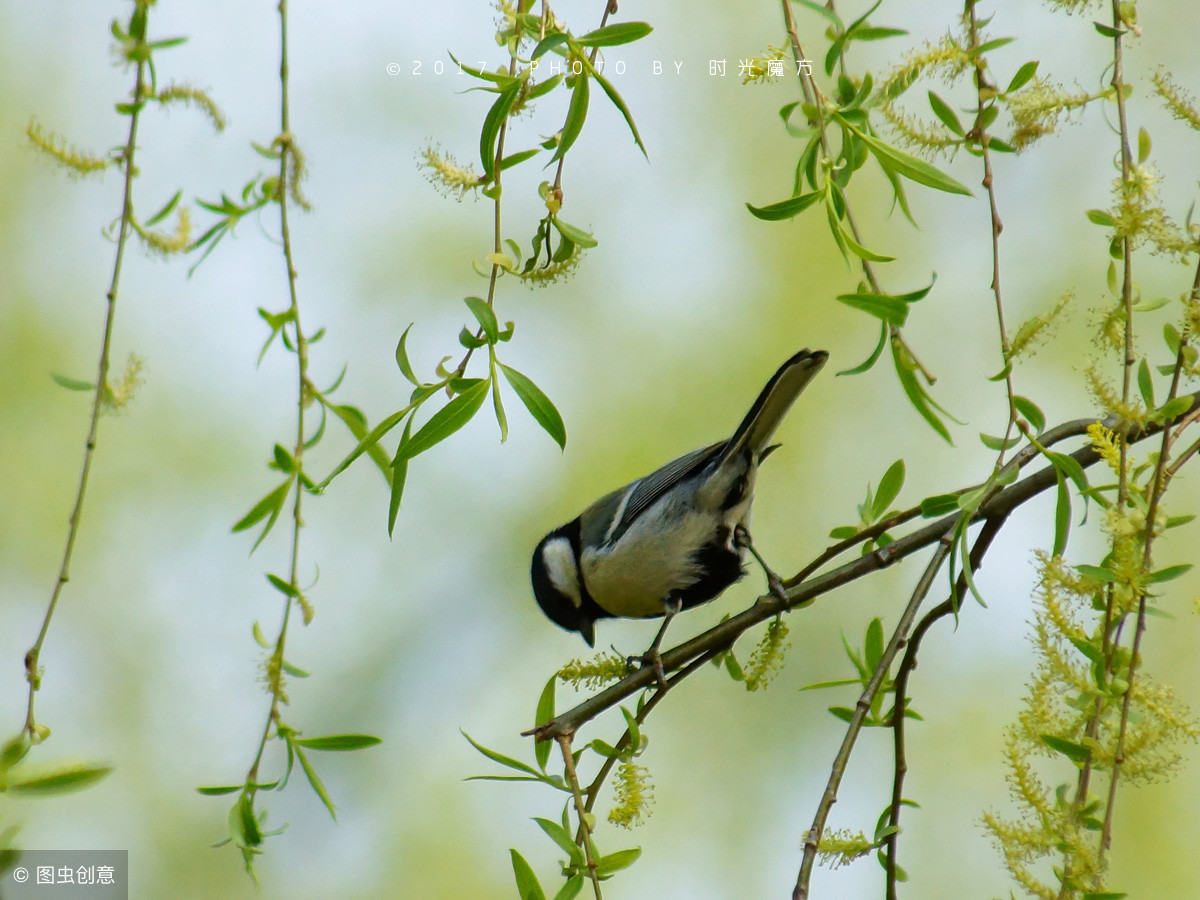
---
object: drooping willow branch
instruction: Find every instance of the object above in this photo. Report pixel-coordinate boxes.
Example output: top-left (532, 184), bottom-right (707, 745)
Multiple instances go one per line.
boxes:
top-left (530, 394), bottom-right (1200, 745)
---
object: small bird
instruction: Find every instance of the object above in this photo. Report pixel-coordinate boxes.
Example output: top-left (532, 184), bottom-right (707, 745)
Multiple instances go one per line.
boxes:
top-left (531, 348), bottom-right (828, 647)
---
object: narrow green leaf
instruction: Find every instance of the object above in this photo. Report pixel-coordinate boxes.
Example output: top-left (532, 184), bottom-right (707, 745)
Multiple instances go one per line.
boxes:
top-left (1094, 22), bottom-right (1124, 38)
top-left (927, 92), bottom-right (964, 136)
top-left (842, 228), bottom-right (895, 262)
top-left (552, 73), bottom-right (589, 163)
top-left (535, 675), bottom-right (556, 771)
top-left (534, 817), bottom-right (583, 863)
top-left (388, 415), bottom-right (415, 536)
top-left (1137, 358), bottom-right (1154, 409)
top-left (531, 33), bottom-right (568, 60)
top-left (1156, 395), bottom-right (1194, 422)
top-left (1137, 127), bottom-right (1151, 164)
top-left (575, 22), bottom-right (652, 47)
top-left (511, 849), bottom-right (548, 900)
top-left (892, 338), bottom-right (952, 443)
top-left (873, 460), bottom-right (905, 519)
top-left (1006, 60), bottom-right (1039, 94)
top-left (500, 363), bottom-right (567, 449)
top-left (1086, 209), bottom-right (1117, 227)
top-left (293, 734), bottom-right (383, 751)
top-left (1076, 564), bottom-right (1118, 583)
top-left (481, 82), bottom-right (521, 174)
top-left (399, 380), bottom-right (489, 460)
top-left (552, 218), bottom-right (598, 248)
top-left (1053, 471), bottom-right (1070, 556)
top-left (837, 292), bottom-right (909, 326)
top-left (595, 847), bottom-right (642, 876)
top-left (462, 730), bottom-right (544, 778)
top-left (196, 784), bottom-right (244, 796)
top-left (1147, 563), bottom-right (1192, 584)
top-left (464, 296), bottom-right (499, 343)
top-left (51, 373), bottom-right (96, 392)
top-left (395, 324), bottom-right (420, 386)
top-left (580, 56), bottom-right (647, 158)
top-left (745, 192), bottom-right (822, 221)
top-left (552, 875), bottom-right (585, 900)
top-left (500, 148), bottom-right (542, 171)
top-left (975, 37), bottom-right (1015, 54)
top-left (920, 493), bottom-right (961, 517)
top-left (839, 322), bottom-right (887, 376)
top-left (800, 677), bottom-right (861, 691)
top-left (1013, 395), bottom-right (1045, 434)
top-left (857, 129), bottom-right (973, 196)
top-left (267, 573), bottom-right (299, 597)
top-left (979, 432), bottom-right (1021, 451)
top-left (293, 744), bottom-right (336, 820)
top-left (6, 764), bottom-right (113, 796)
top-left (232, 478), bottom-right (293, 551)
top-left (851, 26), bottom-right (908, 42)
top-left (1040, 734), bottom-right (1090, 764)
top-left (145, 189), bottom-right (183, 226)
top-left (828, 706), bottom-right (856, 723)
top-left (863, 618), bottom-right (884, 671)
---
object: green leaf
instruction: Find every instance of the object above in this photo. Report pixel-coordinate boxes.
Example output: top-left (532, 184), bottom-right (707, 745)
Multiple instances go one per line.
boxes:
top-left (51, 373), bottom-right (96, 392)
top-left (800, 677), bottom-right (861, 691)
top-left (500, 363), bottom-right (567, 449)
top-left (595, 847), bottom-right (642, 876)
top-left (500, 148), bottom-right (542, 171)
top-left (531, 33), bottom-right (568, 60)
top-left (892, 338), bottom-right (953, 443)
top-left (975, 37), bottom-right (1015, 54)
top-left (1013, 395), bottom-right (1045, 434)
top-left (6, 763), bottom-right (112, 796)
top-left (145, 189), bottom-right (183, 227)
top-left (399, 380), bottom-right (490, 460)
top-left (920, 493), bottom-right (961, 517)
top-left (232, 478), bottom-right (294, 551)
top-left (852, 26), bottom-right (907, 42)
top-left (266, 573), bottom-right (299, 597)
top-left (1156, 395), bottom-right (1194, 422)
top-left (293, 734), bottom-right (383, 751)
top-left (293, 744), bottom-right (336, 820)
top-left (196, 784), bottom-right (244, 796)
top-left (534, 817), bottom-right (583, 864)
top-left (552, 218), bottom-right (598, 248)
top-left (927, 92), bottom-right (964, 136)
top-left (462, 731), bottom-right (544, 779)
top-left (535, 676), bottom-right (556, 771)
top-left (510, 849), bottom-right (548, 900)
top-left (745, 192), bottom-right (823, 221)
top-left (841, 228), bottom-right (895, 262)
top-left (873, 460), bottom-right (905, 519)
top-left (481, 82), bottom-right (521, 175)
top-left (856, 129), bottom-right (973, 196)
top-left (1076, 564), bottom-right (1118, 583)
top-left (1053, 471), bottom-right (1070, 556)
top-left (979, 432), bottom-right (1021, 451)
top-left (1086, 209), bottom-right (1117, 227)
top-left (1094, 22), bottom-right (1124, 38)
top-left (1147, 563), bottom-right (1192, 584)
top-left (464, 296), bottom-right (499, 343)
top-left (575, 22), bottom-right (652, 47)
top-left (395, 324), bottom-right (421, 386)
top-left (837, 292), bottom-right (910, 327)
top-left (1137, 127), bottom-right (1151, 164)
top-left (828, 706), bottom-right (855, 723)
top-left (552, 875), bottom-right (585, 900)
top-left (1040, 734), bottom-right (1090, 764)
top-left (579, 55), bottom-right (647, 158)
top-left (1137, 358), bottom-right (1154, 409)
top-left (839, 322), bottom-right (888, 376)
top-left (1006, 60), bottom-right (1039, 94)
top-left (388, 415), bottom-right (415, 536)
top-left (552, 72), bottom-right (589, 163)
top-left (863, 618), bottom-right (884, 671)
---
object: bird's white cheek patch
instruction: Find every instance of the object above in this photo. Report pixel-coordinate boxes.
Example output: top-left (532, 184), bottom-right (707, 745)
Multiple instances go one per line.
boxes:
top-left (542, 537), bottom-right (582, 608)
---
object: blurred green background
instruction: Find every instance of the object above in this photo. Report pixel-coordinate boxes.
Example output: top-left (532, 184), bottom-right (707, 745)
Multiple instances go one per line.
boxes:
top-left (2, 1), bottom-right (1199, 897)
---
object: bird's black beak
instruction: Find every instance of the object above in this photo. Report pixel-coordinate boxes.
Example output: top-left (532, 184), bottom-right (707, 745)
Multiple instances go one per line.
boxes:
top-left (580, 620), bottom-right (595, 647)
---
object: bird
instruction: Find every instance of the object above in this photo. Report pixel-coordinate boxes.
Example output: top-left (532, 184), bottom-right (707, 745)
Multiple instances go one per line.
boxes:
top-left (530, 348), bottom-right (828, 648)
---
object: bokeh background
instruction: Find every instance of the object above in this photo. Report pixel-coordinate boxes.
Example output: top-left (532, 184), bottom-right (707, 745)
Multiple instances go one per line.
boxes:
top-left (2, 1), bottom-right (1199, 897)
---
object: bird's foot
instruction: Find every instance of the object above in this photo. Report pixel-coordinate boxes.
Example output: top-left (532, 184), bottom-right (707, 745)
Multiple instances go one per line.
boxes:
top-left (734, 525), bottom-right (789, 605)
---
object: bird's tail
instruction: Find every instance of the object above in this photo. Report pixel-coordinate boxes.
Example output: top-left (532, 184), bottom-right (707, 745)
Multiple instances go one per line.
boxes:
top-left (720, 348), bottom-right (828, 464)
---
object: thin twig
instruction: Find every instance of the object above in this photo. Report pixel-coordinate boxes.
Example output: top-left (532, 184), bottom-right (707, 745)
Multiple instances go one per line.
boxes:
top-left (247, 0), bottom-right (310, 790)
top-left (884, 515), bottom-right (1006, 899)
top-left (793, 539), bottom-right (953, 900)
top-left (559, 734), bottom-right (603, 900)
top-left (23, 22), bottom-right (149, 741)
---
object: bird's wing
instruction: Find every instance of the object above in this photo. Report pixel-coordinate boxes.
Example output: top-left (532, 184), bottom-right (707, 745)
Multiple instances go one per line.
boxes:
top-left (601, 441), bottom-right (725, 547)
